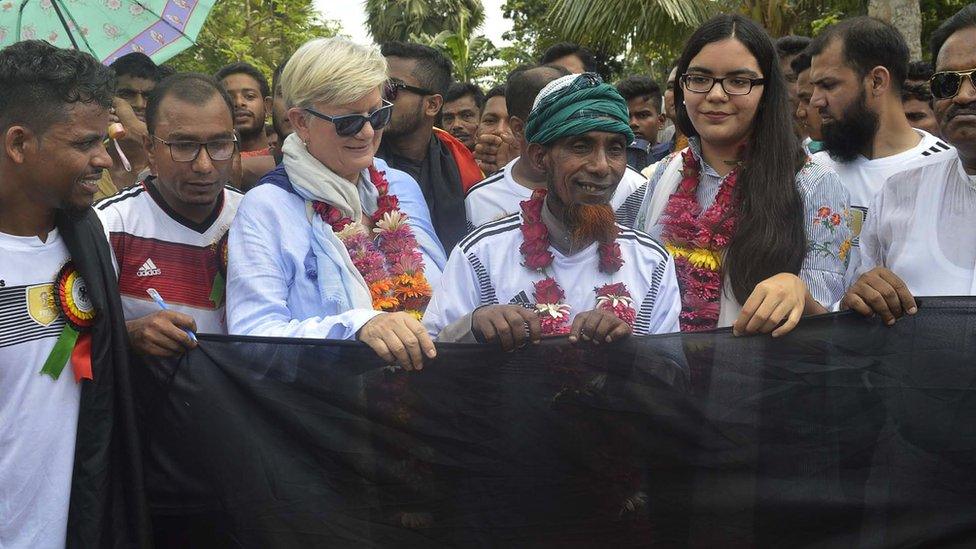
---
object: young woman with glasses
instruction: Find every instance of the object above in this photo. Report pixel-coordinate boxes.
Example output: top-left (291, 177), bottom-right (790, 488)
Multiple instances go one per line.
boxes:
top-left (226, 37), bottom-right (447, 371)
top-left (625, 14), bottom-right (852, 336)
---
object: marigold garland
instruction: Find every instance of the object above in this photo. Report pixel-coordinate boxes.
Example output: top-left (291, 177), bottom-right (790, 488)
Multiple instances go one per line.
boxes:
top-left (312, 166), bottom-right (432, 317)
top-left (660, 148), bottom-right (740, 332)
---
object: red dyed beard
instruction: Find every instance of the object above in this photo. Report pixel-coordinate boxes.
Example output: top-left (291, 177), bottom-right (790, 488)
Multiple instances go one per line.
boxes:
top-left (564, 202), bottom-right (618, 247)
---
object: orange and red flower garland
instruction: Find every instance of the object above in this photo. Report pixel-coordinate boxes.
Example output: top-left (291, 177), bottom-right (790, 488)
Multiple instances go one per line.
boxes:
top-left (519, 189), bottom-right (636, 335)
top-left (312, 165), bottom-right (432, 319)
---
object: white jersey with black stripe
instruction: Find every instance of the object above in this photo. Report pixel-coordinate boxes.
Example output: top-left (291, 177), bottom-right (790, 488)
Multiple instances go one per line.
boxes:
top-left (0, 229), bottom-right (79, 548)
top-left (423, 213), bottom-right (682, 337)
top-left (812, 129), bottom-right (955, 284)
top-left (464, 157), bottom-right (647, 232)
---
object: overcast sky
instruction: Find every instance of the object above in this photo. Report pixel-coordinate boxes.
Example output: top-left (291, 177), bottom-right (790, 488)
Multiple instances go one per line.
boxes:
top-left (314, 0), bottom-right (513, 46)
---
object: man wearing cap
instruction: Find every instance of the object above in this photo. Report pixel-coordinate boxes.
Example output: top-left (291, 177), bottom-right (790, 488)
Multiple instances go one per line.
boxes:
top-left (424, 73), bottom-right (682, 348)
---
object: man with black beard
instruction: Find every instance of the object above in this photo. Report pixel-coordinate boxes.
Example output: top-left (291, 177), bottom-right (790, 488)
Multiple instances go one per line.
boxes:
top-left (377, 42), bottom-right (483, 252)
top-left (809, 16), bottom-right (954, 282)
top-left (0, 40), bottom-right (149, 547)
top-left (843, 5), bottom-right (976, 323)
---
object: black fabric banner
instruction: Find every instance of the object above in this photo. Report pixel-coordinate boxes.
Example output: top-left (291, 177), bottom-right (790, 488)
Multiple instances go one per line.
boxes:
top-left (136, 297), bottom-right (976, 548)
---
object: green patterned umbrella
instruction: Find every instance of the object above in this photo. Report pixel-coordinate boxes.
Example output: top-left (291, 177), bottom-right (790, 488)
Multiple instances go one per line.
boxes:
top-left (1, 0), bottom-right (215, 64)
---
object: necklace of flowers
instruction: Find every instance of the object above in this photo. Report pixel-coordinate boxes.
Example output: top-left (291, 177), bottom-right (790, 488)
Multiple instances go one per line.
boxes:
top-left (312, 165), bottom-right (432, 320)
top-left (659, 148), bottom-right (740, 332)
top-left (519, 189), bottom-right (636, 335)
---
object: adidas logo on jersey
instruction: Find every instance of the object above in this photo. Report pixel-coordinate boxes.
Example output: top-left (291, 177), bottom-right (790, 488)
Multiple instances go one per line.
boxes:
top-left (137, 258), bottom-right (162, 277)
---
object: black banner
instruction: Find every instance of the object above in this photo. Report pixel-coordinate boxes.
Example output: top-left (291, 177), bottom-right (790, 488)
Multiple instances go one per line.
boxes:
top-left (136, 297), bottom-right (976, 548)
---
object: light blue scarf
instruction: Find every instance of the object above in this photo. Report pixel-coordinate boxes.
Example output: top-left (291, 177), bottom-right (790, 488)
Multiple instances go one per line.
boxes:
top-left (281, 133), bottom-right (377, 312)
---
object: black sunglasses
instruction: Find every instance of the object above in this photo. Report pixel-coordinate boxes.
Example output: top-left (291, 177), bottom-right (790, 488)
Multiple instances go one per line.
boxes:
top-left (930, 69), bottom-right (976, 100)
top-left (303, 100), bottom-right (394, 137)
top-left (384, 79), bottom-right (436, 101)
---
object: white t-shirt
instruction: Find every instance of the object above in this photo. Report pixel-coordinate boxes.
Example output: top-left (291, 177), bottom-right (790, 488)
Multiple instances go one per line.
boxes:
top-left (858, 151), bottom-right (976, 295)
top-left (424, 214), bottom-right (682, 337)
top-left (95, 179), bottom-right (242, 334)
top-left (813, 130), bottom-right (954, 281)
top-left (0, 229), bottom-right (80, 549)
top-left (464, 157), bottom-right (647, 230)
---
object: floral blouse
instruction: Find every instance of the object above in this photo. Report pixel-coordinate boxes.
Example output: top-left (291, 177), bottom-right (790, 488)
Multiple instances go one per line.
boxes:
top-left (622, 138), bottom-right (853, 308)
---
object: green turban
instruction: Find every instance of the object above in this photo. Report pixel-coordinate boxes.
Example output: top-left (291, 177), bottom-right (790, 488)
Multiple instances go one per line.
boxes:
top-left (524, 73), bottom-right (635, 146)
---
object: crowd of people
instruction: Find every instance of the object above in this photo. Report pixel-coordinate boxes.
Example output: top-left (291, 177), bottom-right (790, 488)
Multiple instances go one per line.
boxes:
top-left (3, 3), bottom-right (976, 546)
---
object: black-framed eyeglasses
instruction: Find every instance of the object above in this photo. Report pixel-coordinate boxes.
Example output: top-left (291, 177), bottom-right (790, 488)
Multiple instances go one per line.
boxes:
top-left (930, 68), bottom-right (976, 100)
top-left (151, 134), bottom-right (238, 162)
top-left (303, 100), bottom-right (394, 137)
top-left (384, 78), bottom-right (436, 101)
top-left (680, 73), bottom-right (766, 96)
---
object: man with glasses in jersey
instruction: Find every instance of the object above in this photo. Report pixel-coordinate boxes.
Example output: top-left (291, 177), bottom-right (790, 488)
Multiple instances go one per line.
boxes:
top-left (843, 5), bottom-right (976, 324)
top-left (96, 73), bottom-right (243, 357)
top-left (377, 42), bottom-right (483, 252)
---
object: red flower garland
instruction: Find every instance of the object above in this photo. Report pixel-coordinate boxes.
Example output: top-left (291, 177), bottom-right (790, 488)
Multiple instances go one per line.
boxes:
top-left (519, 189), bottom-right (635, 334)
top-left (659, 148), bottom-right (740, 332)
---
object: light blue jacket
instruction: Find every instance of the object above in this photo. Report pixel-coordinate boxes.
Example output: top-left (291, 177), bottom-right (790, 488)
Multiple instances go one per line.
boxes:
top-left (226, 158), bottom-right (446, 340)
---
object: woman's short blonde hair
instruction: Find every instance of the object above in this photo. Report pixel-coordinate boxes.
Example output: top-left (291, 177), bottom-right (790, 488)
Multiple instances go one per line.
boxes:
top-left (280, 37), bottom-right (388, 109)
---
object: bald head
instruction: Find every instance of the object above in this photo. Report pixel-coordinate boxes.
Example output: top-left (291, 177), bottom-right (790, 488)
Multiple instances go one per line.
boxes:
top-left (506, 64), bottom-right (571, 121)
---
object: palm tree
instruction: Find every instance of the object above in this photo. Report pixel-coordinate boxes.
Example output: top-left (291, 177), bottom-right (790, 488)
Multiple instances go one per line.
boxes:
top-left (364, 0), bottom-right (485, 44)
top-left (419, 10), bottom-right (497, 82)
top-left (547, 0), bottom-right (715, 56)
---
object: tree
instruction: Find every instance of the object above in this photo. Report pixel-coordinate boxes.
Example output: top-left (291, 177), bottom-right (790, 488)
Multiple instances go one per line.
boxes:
top-left (920, 0), bottom-right (968, 59)
top-left (548, 0), bottom-right (715, 58)
top-left (415, 10), bottom-right (498, 84)
top-left (364, 0), bottom-right (485, 44)
top-left (167, 0), bottom-right (339, 77)
top-left (501, 0), bottom-right (712, 83)
top-left (869, 0), bottom-right (921, 59)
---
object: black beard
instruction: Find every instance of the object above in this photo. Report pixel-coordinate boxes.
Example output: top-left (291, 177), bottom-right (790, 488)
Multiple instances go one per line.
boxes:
top-left (57, 203), bottom-right (90, 221)
top-left (238, 122), bottom-right (266, 143)
top-left (821, 89), bottom-right (879, 162)
top-left (384, 101), bottom-right (425, 139)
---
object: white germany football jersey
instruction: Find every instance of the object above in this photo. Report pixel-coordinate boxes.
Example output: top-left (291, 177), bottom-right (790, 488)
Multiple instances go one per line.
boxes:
top-left (95, 179), bottom-right (243, 334)
top-left (424, 214), bottom-right (682, 337)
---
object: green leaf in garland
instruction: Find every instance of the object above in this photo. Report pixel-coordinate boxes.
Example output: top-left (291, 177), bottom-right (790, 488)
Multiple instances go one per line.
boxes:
top-left (210, 272), bottom-right (225, 307)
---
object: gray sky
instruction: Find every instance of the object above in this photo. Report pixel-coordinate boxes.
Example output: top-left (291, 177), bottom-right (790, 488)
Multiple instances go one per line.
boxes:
top-left (314, 0), bottom-right (513, 46)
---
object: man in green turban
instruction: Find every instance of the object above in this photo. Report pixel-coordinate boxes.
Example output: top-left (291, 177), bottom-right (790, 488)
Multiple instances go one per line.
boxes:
top-left (424, 72), bottom-right (682, 348)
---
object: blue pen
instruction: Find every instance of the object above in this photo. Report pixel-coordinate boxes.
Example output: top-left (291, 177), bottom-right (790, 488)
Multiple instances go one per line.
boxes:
top-left (146, 288), bottom-right (198, 343)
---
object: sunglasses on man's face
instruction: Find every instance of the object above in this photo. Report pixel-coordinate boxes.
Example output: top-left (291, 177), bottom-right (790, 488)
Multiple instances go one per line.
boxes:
top-left (383, 79), bottom-right (436, 101)
top-left (930, 68), bottom-right (976, 100)
top-left (303, 100), bottom-right (394, 137)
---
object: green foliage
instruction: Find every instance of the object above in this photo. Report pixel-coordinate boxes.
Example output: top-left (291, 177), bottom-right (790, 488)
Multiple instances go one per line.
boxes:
top-left (498, 0), bottom-right (709, 83)
top-left (413, 10), bottom-right (499, 84)
top-left (166, 0), bottom-right (338, 77)
top-left (501, 0), bottom-right (556, 53)
top-left (365, 0), bottom-right (485, 44)
top-left (920, 0), bottom-right (968, 59)
top-left (548, 0), bottom-right (714, 55)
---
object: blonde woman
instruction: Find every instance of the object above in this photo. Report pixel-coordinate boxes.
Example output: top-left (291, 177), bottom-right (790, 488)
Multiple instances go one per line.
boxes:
top-left (227, 37), bottom-right (447, 370)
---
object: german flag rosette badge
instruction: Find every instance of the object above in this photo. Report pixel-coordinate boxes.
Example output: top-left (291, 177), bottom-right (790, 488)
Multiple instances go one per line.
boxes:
top-left (40, 261), bottom-right (95, 382)
top-left (210, 231), bottom-right (229, 306)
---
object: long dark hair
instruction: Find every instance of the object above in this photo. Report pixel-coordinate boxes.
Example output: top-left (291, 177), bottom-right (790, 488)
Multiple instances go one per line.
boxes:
top-left (674, 14), bottom-right (807, 304)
